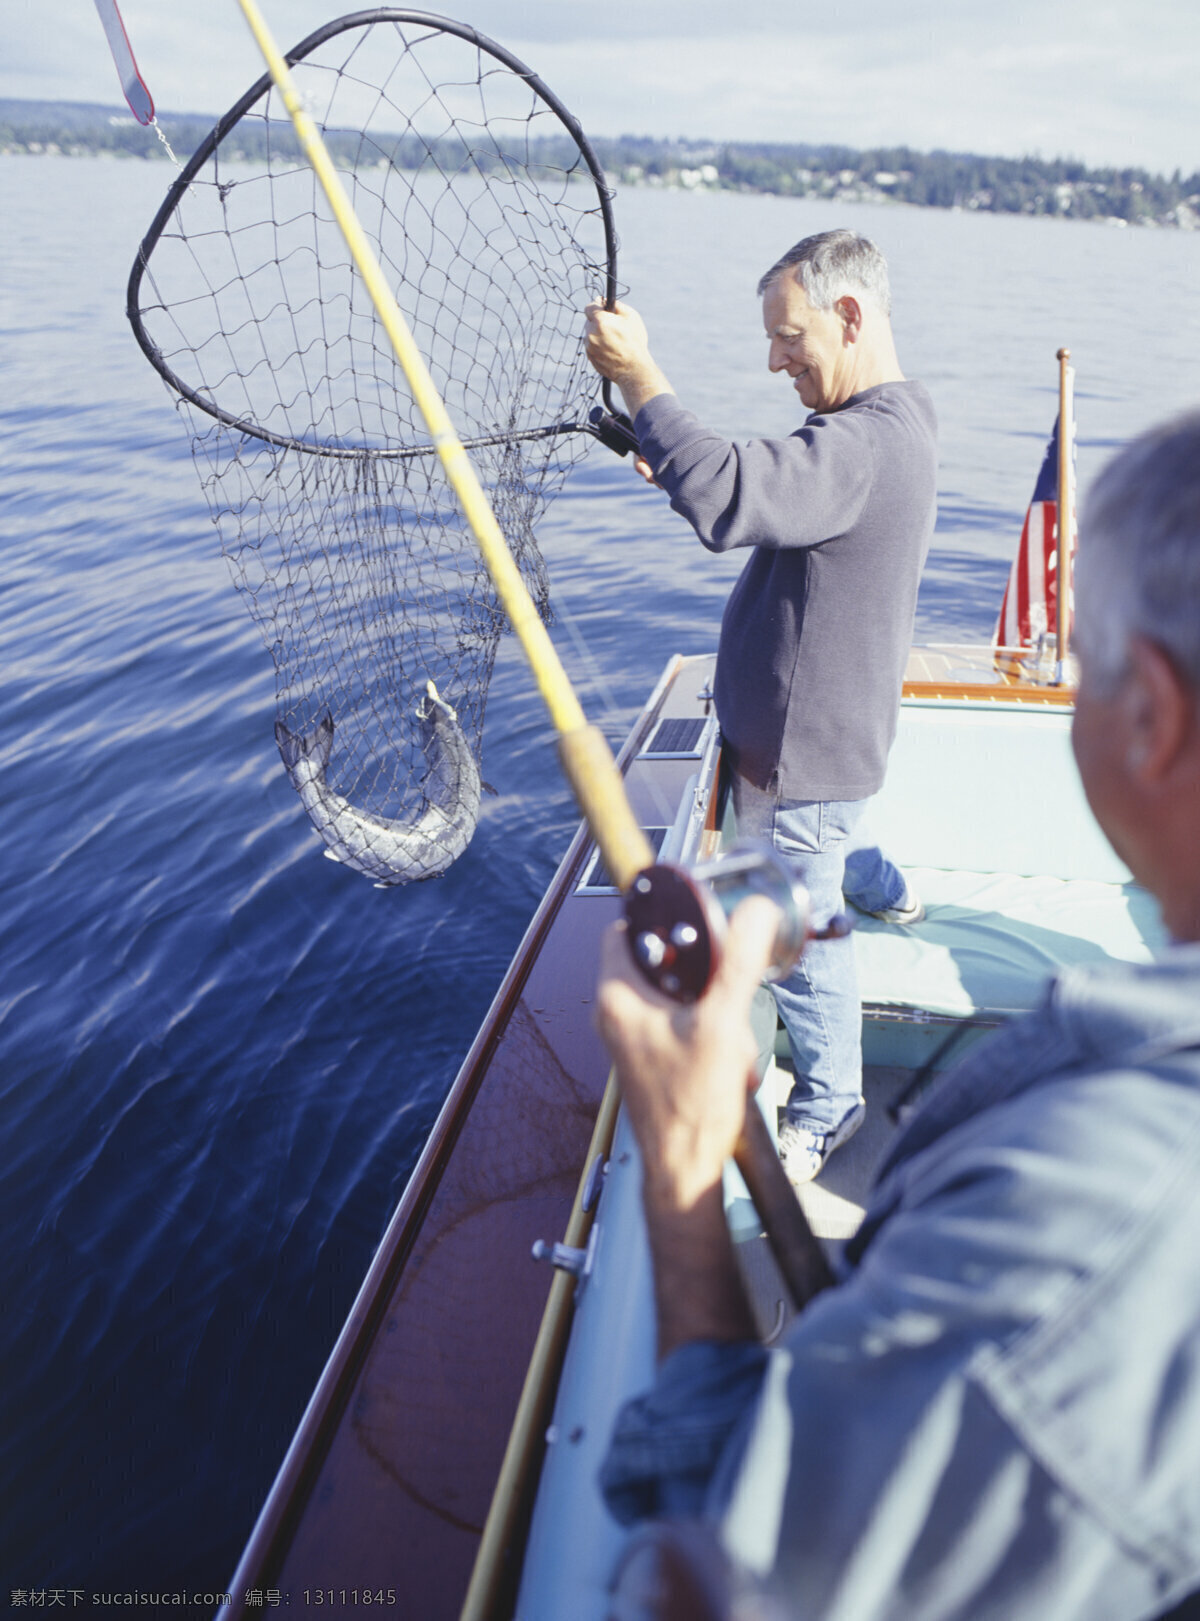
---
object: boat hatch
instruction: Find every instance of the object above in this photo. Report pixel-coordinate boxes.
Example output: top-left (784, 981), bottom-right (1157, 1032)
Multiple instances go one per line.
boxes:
top-left (577, 826), bottom-right (669, 894)
top-left (640, 715), bottom-right (708, 758)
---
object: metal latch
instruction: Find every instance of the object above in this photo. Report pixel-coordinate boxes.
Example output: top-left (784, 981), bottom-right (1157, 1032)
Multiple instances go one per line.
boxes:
top-left (531, 1223), bottom-right (600, 1289)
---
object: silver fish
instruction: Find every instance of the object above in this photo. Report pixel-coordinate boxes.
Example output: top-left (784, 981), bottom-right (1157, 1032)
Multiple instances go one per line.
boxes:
top-left (275, 681), bottom-right (482, 885)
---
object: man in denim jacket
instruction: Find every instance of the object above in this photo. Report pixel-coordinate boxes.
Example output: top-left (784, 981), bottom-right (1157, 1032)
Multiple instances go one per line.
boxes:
top-left (595, 412), bottom-right (1200, 1619)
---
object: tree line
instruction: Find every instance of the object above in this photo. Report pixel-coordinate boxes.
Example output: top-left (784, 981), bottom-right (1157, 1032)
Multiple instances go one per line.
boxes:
top-left (3, 98), bottom-right (1197, 228)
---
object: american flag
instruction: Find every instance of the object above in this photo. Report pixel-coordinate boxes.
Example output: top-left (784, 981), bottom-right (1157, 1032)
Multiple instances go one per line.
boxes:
top-left (993, 414), bottom-right (1076, 654)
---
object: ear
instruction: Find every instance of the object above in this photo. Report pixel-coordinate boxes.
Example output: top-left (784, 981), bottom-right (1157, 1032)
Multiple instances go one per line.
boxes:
top-left (1123, 635), bottom-right (1194, 782)
top-left (834, 295), bottom-right (862, 342)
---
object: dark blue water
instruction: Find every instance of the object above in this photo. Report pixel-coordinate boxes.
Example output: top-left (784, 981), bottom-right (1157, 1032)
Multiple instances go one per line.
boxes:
top-left (2, 153), bottom-right (1197, 1595)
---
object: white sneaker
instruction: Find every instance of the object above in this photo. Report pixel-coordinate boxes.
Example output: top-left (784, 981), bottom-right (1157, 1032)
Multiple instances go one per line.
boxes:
top-left (865, 888), bottom-right (924, 925)
top-left (778, 1100), bottom-right (866, 1186)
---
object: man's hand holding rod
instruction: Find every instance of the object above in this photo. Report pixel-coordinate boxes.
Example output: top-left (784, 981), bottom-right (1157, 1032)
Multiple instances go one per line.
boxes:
top-left (597, 897), bottom-right (784, 1358)
top-left (584, 299), bottom-right (673, 484)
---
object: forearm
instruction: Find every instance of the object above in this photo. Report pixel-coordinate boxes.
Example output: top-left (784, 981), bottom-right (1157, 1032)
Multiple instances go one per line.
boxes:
top-left (614, 360), bottom-right (675, 421)
top-left (594, 907), bottom-right (781, 1524)
top-left (634, 394), bottom-right (873, 553)
top-left (642, 1175), bottom-right (757, 1359)
top-left (594, 905), bottom-right (779, 1358)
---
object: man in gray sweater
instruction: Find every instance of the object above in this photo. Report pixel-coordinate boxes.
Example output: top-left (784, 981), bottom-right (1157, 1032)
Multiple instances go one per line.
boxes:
top-left (586, 230), bottom-right (937, 1182)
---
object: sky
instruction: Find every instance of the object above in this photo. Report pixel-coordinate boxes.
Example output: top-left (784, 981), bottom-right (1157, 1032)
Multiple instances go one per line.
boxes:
top-left (5, 0), bottom-right (1199, 177)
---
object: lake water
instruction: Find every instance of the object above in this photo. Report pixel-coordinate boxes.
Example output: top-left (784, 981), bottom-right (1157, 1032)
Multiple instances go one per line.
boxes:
top-left (1, 152), bottom-right (1197, 1595)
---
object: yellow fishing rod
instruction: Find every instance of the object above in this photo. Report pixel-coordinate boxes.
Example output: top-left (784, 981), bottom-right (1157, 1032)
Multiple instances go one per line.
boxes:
top-left (234, 7), bottom-right (830, 1616)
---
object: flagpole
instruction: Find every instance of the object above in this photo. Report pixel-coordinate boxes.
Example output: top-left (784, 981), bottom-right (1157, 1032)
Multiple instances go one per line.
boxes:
top-left (1055, 346), bottom-right (1074, 677)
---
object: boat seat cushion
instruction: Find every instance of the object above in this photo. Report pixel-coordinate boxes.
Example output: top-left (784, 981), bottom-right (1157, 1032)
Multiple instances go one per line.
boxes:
top-left (851, 866), bottom-right (1168, 1020)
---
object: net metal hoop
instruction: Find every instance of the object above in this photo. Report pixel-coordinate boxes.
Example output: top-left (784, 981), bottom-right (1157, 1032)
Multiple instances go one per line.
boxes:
top-left (125, 7), bottom-right (621, 461)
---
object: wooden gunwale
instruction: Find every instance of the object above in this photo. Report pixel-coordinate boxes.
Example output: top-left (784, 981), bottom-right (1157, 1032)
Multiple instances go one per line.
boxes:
top-left (903, 642), bottom-right (1076, 706)
top-left (901, 679), bottom-right (1074, 705)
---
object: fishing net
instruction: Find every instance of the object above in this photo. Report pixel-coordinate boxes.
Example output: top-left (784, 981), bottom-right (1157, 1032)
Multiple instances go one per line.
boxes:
top-left (128, 10), bottom-right (620, 883)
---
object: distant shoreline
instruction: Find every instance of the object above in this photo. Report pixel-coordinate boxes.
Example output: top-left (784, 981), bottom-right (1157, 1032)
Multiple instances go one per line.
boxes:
top-left (3, 97), bottom-right (1197, 231)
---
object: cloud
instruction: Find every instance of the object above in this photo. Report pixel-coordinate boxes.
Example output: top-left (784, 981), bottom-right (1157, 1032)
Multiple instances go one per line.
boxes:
top-left (3, 0), bottom-right (1196, 175)
top-left (518, 26), bottom-right (1197, 174)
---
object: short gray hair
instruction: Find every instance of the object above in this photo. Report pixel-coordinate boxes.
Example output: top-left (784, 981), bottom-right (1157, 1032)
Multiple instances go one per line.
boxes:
top-left (1075, 409), bottom-right (1200, 692)
top-left (757, 229), bottom-right (892, 315)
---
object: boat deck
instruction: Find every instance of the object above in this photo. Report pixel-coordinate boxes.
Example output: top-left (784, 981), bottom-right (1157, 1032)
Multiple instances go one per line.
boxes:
top-left (790, 1063), bottom-right (911, 1245)
top-left (902, 641), bottom-right (1075, 704)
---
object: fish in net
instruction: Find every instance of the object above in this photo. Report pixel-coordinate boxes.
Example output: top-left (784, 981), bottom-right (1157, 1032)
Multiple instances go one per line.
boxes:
top-left (127, 9), bottom-right (625, 883)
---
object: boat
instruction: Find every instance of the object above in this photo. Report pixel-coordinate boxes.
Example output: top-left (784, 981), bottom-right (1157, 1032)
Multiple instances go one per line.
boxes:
top-left (224, 652), bottom-right (721, 1615)
top-left (224, 637), bottom-right (1167, 1618)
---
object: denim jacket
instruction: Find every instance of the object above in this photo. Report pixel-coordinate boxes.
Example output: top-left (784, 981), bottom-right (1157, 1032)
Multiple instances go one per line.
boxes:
top-left (601, 947), bottom-right (1200, 1620)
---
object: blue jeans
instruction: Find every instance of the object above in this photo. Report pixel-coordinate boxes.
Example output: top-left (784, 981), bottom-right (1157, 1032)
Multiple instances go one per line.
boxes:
top-left (733, 776), bottom-right (907, 1132)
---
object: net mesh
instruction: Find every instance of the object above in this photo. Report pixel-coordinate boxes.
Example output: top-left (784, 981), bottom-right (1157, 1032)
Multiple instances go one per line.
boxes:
top-left (130, 13), bottom-right (612, 882)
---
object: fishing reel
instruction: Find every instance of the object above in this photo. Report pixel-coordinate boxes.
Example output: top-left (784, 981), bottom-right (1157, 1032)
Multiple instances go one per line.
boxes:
top-left (623, 841), bottom-right (853, 1004)
top-left (588, 404), bottom-right (640, 458)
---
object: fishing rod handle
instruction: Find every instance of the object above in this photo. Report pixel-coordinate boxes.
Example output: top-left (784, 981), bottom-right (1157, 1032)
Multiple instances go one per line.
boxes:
top-left (735, 1101), bottom-right (834, 1308)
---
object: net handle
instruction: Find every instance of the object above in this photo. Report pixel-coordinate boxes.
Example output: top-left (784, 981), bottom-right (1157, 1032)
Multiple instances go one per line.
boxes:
top-left (126, 7), bottom-right (623, 453)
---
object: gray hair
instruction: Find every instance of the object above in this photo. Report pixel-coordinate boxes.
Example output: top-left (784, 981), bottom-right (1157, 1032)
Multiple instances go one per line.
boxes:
top-left (757, 229), bottom-right (892, 315)
top-left (1075, 409), bottom-right (1200, 692)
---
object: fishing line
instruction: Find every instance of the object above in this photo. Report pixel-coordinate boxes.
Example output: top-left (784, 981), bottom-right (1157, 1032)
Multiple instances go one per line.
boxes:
top-left (551, 588), bottom-right (677, 827)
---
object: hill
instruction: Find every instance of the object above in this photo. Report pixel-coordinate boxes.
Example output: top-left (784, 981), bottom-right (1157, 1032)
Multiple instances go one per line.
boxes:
top-left (2, 98), bottom-right (1196, 229)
